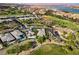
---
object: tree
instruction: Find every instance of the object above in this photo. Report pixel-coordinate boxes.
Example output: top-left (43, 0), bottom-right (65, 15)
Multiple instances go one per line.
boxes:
top-left (32, 28), bottom-right (38, 35)
top-left (66, 32), bottom-right (76, 47)
top-left (36, 36), bottom-right (46, 44)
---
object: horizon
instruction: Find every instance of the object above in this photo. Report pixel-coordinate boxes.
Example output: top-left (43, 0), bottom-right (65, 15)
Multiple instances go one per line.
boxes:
top-left (0, 3), bottom-right (79, 6)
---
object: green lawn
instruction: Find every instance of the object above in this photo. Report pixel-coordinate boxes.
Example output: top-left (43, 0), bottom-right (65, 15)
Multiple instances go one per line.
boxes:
top-left (46, 16), bottom-right (79, 30)
top-left (31, 44), bottom-right (67, 55)
top-left (31, 44), bottom-right (79, 55)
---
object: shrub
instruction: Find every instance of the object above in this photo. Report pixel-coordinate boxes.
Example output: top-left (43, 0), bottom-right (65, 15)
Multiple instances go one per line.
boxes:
top-left (36, 36), bottom-right (47, 44)
top-left (6, 40), bottom-right (34, 54)
top-left (6, 44), bottom-right (20, 54)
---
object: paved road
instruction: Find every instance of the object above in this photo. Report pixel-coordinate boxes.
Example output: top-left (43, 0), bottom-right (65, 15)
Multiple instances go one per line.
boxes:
top-left (0, 14), bottom-right (37, 19)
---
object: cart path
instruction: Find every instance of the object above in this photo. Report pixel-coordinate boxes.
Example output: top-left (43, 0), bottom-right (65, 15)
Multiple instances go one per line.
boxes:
top-left (19, 40), bottom-right (65, 55)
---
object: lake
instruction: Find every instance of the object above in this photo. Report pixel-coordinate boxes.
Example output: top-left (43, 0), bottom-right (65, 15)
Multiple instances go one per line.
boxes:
top-left (48, 5), bottom-right (79, 14)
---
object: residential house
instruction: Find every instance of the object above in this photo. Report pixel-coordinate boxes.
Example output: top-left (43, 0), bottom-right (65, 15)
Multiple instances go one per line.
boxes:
top-left (10, 30), bottom-right (26, 41)
top-left (26, 30), bottom-right (36, 41)
top-left (0, 33), bottom-right (15, 45)
top-left (45, 28), bottom-right (55, 39)
top-left (37, 28), bottom-right (46, 37)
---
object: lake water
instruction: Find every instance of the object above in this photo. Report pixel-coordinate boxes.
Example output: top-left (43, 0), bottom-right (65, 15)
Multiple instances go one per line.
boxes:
top-left (48, 5), bottom-right (79, 14)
